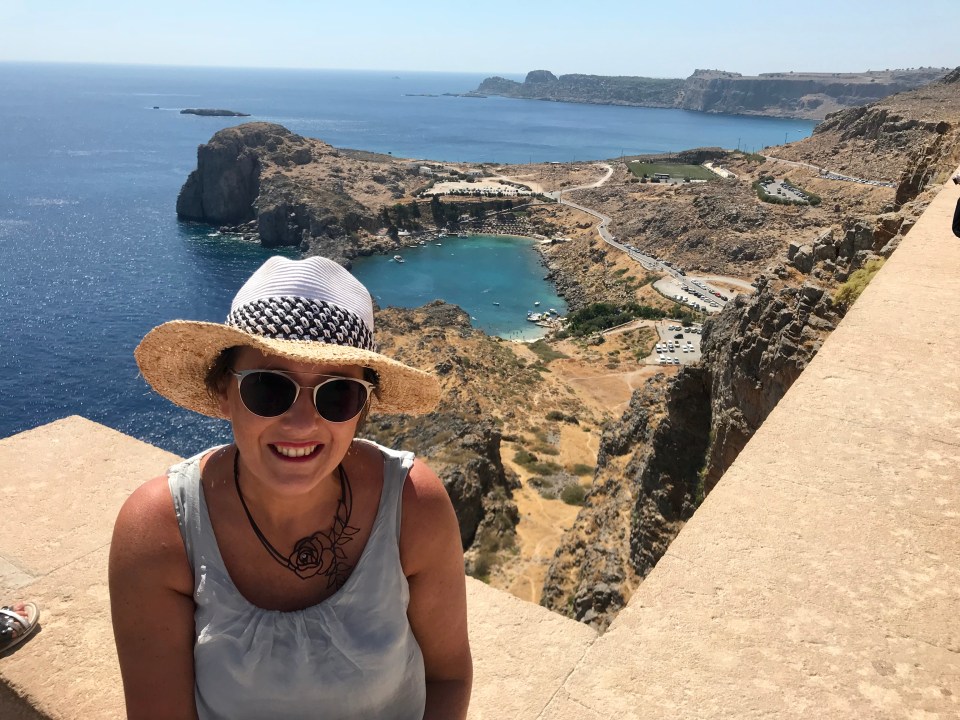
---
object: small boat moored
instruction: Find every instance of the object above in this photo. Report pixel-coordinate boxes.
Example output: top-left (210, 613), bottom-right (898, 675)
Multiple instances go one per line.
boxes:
top-left (393, 255), bottom-right (405, 263)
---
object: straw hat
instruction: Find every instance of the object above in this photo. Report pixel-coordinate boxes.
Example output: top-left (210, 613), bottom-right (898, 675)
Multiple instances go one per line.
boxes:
top-left (135, 255), bottom-right (439, 418)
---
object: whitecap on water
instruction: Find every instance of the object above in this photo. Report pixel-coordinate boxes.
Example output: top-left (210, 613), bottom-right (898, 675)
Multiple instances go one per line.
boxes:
top-left (26, 197), bottom-right (78, 207)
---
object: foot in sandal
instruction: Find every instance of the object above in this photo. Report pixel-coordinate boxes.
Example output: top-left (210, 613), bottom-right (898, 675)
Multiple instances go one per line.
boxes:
top-left (1, 601), bottom-right (40, 653)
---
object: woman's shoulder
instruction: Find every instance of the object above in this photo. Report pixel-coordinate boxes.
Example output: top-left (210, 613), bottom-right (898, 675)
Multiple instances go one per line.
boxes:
top-left (111, 472), bottom-right (193, 594)
top-left (399, 458), bottom-right (462, 573)
top-left (355, 437), bottom-right (414, 465)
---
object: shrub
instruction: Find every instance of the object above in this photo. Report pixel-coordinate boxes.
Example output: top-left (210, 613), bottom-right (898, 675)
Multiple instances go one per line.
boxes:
top-left (533, 444), bottom-right (560, 457)
top-left (560, 483), bottom-right (587, 506)
top-left (568, 463), bottom-right (594, 476)
top-left (531, 462), bottom-right (561, 476)
top-left (513, 449), bottom-right (538, 467)
top-left (833, 258), bottom-right (885, 307)
top-left (563, 301), bottom-right (669, 337)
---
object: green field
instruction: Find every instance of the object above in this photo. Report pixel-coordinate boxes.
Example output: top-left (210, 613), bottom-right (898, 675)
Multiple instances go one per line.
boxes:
top-left (628, 161), bottom-right (717, 181)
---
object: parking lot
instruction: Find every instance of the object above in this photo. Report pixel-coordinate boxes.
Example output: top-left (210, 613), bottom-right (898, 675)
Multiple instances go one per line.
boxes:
top-left (647, 320), bottom-right (703, 366)
top-left (758, 178), bottom-right (809, 203)
top-left (653, 275), bottom-right (731, 314)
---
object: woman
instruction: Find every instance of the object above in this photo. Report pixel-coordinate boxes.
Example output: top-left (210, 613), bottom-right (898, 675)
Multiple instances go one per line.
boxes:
top-left (110, 256), bottom-right (472, 719)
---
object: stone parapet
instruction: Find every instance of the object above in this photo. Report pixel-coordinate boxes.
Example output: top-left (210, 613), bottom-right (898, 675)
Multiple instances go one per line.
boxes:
top-left (0, 416), bottom-right (596, 719)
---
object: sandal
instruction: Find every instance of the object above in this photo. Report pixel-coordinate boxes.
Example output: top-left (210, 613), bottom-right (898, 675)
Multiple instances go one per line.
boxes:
top-left (0, 602), bottom-right (40, 653)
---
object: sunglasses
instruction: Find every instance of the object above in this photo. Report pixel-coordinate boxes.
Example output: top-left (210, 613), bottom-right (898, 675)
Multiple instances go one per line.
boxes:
top-left (232, 369), bottom-right (375, 423)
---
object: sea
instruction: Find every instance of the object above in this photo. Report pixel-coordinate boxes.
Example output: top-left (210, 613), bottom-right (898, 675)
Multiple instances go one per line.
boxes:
top-left (0, 63), bottom-right (815, 455)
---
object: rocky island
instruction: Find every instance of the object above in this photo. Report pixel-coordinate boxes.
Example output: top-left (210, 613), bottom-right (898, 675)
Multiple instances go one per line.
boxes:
top-left (176, 67), bottom-right (960, 628)
top-left (180, 108), bottom-right (251, 117)
top-left (473, 67), bottom-right (950, 120)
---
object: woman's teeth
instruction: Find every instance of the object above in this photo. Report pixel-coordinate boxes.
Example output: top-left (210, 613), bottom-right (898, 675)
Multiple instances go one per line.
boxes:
top-left (274, 445), bottom-right (318, 458)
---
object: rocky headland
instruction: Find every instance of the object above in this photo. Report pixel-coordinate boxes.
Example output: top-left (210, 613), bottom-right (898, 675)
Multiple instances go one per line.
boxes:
top-left (474, 67), bottom-right (950, 120)
top-left (175, 68), bottom-right (960, 625)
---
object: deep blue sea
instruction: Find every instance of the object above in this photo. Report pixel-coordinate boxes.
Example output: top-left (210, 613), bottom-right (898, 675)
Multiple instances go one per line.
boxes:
top-left (0, 63), bottom-right (814, 455)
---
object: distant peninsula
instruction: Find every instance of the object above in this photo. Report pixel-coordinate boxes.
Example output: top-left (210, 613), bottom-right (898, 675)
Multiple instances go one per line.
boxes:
top-left (180, 108), bottom-right (250, 117)
top-left (471, 68), bottom-right (950, 120)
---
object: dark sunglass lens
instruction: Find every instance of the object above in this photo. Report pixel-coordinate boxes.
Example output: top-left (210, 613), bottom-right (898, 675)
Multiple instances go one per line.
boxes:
top-left (239, 372), bottom-right (298, 417)
top-left (314, 379), bottom-right (368, 422)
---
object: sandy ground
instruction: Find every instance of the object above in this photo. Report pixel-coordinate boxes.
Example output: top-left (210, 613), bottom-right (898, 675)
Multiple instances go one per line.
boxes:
top-left (506, 480), bottom-right (581, 602)
top-left (498, 425), bottom-right (596, 603)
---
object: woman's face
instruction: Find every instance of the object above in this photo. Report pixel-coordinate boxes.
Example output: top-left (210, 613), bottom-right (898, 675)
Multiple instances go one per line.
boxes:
top-left (219, 346), bottom-right (367, 496)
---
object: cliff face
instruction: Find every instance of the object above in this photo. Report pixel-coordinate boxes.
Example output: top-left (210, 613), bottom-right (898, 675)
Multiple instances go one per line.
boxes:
top-left (697, 279), bottom-right (839, 491)
top-left (542, 275), bottom-right (839, 630)
top-left (176, 123), bottom-right (273, 224)
top-left (475, 68), bottom-right (949, 120)
top-left (679, 72), bottom-right (929, 118)
top-left (540, 376), bottom-right (669, 627)
top-left (477, 70), bottom-right (683, 108)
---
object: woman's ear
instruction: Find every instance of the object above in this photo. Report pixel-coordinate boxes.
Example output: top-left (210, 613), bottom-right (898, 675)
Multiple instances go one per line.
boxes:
top-left (218, 385), bottom-right (232, 419)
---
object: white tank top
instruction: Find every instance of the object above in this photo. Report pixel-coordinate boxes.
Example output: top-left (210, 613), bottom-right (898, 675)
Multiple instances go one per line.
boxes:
top-left (167, 440), bottom-right (426, 720)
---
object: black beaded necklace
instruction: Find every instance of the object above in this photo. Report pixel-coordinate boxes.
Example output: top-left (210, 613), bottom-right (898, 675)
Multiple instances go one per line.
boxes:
top-left (233, 450), bottom-right (359, 585)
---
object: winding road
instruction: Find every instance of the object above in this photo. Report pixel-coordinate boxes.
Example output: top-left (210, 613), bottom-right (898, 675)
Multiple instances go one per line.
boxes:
top-left (762, 154), bottom-right (896, 188)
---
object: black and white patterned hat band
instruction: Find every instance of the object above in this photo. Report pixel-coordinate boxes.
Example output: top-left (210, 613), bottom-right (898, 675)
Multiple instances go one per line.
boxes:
top-left (227, 296), bottom-right (377, 352)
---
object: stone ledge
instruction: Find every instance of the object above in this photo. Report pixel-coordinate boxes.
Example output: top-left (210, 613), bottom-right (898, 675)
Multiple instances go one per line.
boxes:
top-left (0, 416), bottom-right (596, 720)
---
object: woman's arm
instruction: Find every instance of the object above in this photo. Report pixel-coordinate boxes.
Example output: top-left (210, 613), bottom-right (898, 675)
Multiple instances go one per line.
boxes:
top-left (109, 476), bottom-right (199, 720)
top-left (401, 459), bottom-right (473, 720)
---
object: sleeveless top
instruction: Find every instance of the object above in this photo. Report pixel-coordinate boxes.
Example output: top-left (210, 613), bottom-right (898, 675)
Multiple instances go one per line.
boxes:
top-left (167, 440), bottom-right (427, 720)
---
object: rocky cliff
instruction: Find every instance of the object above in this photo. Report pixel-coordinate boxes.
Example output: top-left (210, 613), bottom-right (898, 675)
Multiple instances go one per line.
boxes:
top-left (776, 67), bottom-right (960, 189)
top-left (361, 302), bottom-right (521, 556)
top-left (475, 68), bottom-right (949, 120)
top-left (177, 123), bottom-right (424, 263)
top-left (477, 70), bottom-right (682, 108)
top-left (543, 274), bottom-right (841, 630)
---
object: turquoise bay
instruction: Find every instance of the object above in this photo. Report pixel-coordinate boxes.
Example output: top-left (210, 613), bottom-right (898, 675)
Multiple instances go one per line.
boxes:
top-left (351, 236), bottom-right (566, 340)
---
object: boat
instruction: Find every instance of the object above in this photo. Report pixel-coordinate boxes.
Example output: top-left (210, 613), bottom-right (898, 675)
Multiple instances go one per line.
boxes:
top-left (492, 302), bottom-right (500, 306)
top-left (534, 301), bottom-right (541, 306)
top-left (527, 312), bottom-right (542, 322)
top-left (393, 255), bottom-right (404, 263)
top-left (435, 243), bottom-right (442, 246)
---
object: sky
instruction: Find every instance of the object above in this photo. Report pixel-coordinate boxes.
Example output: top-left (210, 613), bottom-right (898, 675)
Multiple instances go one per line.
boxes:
top-left (1, 0), bottom-right (957, 77)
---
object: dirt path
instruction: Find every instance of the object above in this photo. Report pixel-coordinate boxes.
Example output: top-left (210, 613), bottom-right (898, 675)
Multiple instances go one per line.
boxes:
top-left (553, 361), bottom-right (666, 417)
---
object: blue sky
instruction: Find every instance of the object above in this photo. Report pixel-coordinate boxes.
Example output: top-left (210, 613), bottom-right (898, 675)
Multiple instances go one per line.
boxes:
top-left (2, 0), bottom-right (957, 77)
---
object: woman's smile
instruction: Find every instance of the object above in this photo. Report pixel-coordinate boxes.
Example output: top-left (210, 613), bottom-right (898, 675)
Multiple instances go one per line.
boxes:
top-left (270, 442), bottom-right (323, 461)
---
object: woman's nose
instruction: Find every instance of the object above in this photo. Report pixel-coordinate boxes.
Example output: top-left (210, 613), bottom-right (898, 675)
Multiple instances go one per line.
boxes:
top-left (283, 388), bottom-right (321, 425)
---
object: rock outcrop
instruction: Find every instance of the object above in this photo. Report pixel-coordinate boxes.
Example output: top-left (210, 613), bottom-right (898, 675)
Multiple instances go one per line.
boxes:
top-left (698, 278), bottom-right (839, 491)
top-left (540, 376), bottom-right (669, 628)
top-left (360, 302), bottom-right (521, 555)
top-left (176, 123), bottom-right (278, 225)
top-left (475, 68), bottom-right (949, 121)
top-left (542, 276), bottom-right (839, 630)
top-left (177, 123), bottom-right (426, 264)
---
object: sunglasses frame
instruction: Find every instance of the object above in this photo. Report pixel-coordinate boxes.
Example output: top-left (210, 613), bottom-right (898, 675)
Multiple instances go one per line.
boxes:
top-left (231, 369), bottom-right (376, 423)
